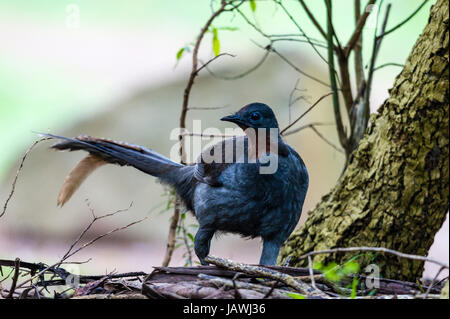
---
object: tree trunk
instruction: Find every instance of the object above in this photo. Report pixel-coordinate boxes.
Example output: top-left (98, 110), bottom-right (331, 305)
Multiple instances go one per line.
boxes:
top-left (280, 0), bottom-right (449, 281)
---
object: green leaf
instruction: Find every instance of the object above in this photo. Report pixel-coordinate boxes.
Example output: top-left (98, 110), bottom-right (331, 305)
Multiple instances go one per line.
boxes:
top-left (212, 28), bottom-right (220, 56)
top-left (322, 262), bottom-right (342, 282)
top-left (250, 0), bottom-right (256, 12)
top-left (342, 261), bottom-right (360, 275)
top-left (313, 261), bottom-right (324, 270)
top-left (285, 292), bottom-right (305, 299)
top-left (187, 233), bottom-right (195, 242)
top-left (346, 253), bottom-right (364, 263)
top-left (350, 277), bottom-right (358, 299)
top-left (176, 47), bottom-right (184, 61)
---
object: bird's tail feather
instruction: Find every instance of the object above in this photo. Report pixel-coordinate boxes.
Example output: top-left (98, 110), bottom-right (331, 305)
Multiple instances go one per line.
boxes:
top-left (40, 133), bottom-right (185, 206)
top-left (57, 154), bottom-right (106, 206)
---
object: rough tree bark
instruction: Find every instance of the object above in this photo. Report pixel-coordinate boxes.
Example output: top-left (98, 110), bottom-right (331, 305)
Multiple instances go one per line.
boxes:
top-left (280, 0), bottom-right (449, 281)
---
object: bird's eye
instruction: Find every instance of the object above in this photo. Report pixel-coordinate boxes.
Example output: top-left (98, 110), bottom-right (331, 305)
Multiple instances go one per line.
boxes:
top-left (250, 112), bottom-right (261, 121)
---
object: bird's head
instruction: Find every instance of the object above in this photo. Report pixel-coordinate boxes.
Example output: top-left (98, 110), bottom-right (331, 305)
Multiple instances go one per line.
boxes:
top-left (220, 103), bottom-right (279, 130)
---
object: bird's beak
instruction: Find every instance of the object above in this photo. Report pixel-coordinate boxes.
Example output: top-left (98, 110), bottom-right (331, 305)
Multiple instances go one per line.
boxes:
top-left (220, 114), bottom-right (243, 125)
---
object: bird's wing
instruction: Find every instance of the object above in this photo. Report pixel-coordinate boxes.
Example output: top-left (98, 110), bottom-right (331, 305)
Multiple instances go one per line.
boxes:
top-left (193, 136), bottom-right (248, 187)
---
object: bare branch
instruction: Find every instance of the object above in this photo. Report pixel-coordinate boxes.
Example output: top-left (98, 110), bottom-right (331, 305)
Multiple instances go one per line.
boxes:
top-left (373, 62), bottom-right (404, 72)
top-left (274, 0), bottom-right (331, 65)
top-left (344, 0), bottom-right (376, 57)
top-left (354, 0), bottom-right (365, 89)
top-left (269, 45), bottom-right (331, 87)
top-left (309, 126), bottom-right (345, 154)
top-left (297, 0), bottom-right (328, 40)
top-left (296, 247), bottom-right (449, 269)
top-left (424, 266), bottom-right (446, 298)
top-left (179, 214), bottom-right (193, 266)
top-left (325, 1), bottom-right (349, 154)
top-left (15, 213), bottom-right (147, 290)
top-left (181, 132), bottom-right (238, 138)
top-left (271, 37), bottom-right (328, 49)
top-left (62, 201), bottom-right (133, 260)
top-left (203, 50), bottom-right (270, 80)
top-left (5, 258), bottom-right (20, 299)
top-left (362, 4), bottom-right (392, 133)
top-left (282, 122), bottom-right (335, 136)
top-left (281, 92), bottom-right (334, 135)
top-left (188, 104), bottom-right (231, 110)
top-left (162, 198), bottom-right (183, 267)
top-left (288, 78), bottom-right (310, 124)
top-left (196, 53), bottom-right (236, 74)
top-left (378, 0), bottom-right (429, 38)
top-left (1, 137), bottom-right (51, 218)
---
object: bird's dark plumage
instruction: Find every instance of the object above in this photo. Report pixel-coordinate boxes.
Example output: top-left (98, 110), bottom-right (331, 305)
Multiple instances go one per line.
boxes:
top-left (43, 103), bottom-right (309, 265)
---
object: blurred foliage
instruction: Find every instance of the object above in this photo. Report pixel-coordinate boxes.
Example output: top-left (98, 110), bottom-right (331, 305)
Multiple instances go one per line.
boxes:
top-left (0, 0), bottom-right (435, 181)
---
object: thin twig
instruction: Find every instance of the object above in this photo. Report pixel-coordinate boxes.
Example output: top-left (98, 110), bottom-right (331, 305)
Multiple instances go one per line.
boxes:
top-left (309, 125), bottom-right (345, 153)
top-left (424, 266), bottom-right (446, 298)
top-left (378, 0), bottom-right (429, 38)
top-left (67, 217), bottom-right (148, 261)
top-left (196, 53), bottom-right (236, 74)
top-left (280, 92), bottom-right (334, 135)
top-left (1, 138), bottom-right (50, 218)
top-left (179, 215), bottom-right (193, 267)
top-left (269, 46), bottom-right (331, 87)
top-left (274, 0), bottom-right (331, 65)
top-left (325, 0), bottom-right (349, 155)
top-left (345, 0), bottom-right (376, 57)
top-left (231, 273), bottom-right (243, 299)
top-left (307, 256), bottom-right (318, 291)
top-left (188, 104), bottom-right (231, 110)
top-left (16, 215), bottom-right (147, 290)
top-left (288, 78), bottom-right (310, 124)
top-left (270, 37), bottom-right (328, 49)
top-left (282, 122), bottom-right (335, 136)
top-left (354, 0), bottom-right (365, 90)
top-left (297, 0), bottom-right (327, 40)
top-left (5, 258), bottom-right (20, 299)
top-left (362, 3), bottom-right (391, 141)
top-left (203, 50), bottom-right (270, 80)
top-left (62, 201), bottom-right (133, 261)
top-left (181, 132), bottom-right (238, 138)
top-left (283, 122), bottom-right (343, 153)
top-left (296, 247), bottom-right (449, 269)
top-left (373, 62), bottom-right (404, 72)
top-left (262, 280), bottom-right (279, 299)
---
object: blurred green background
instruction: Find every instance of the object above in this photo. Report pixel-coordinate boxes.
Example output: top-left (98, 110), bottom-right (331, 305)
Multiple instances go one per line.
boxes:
top-left (0, 0), bottom-right (436, 178)
top-left (0, 0), bottom-right (446, 277)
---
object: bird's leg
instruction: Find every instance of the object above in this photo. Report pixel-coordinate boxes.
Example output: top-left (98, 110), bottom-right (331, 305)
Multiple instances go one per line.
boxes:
top-left (259, 239), bottom-right (282, 265)
top-left (194, 227), bottom-right (215, 265)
